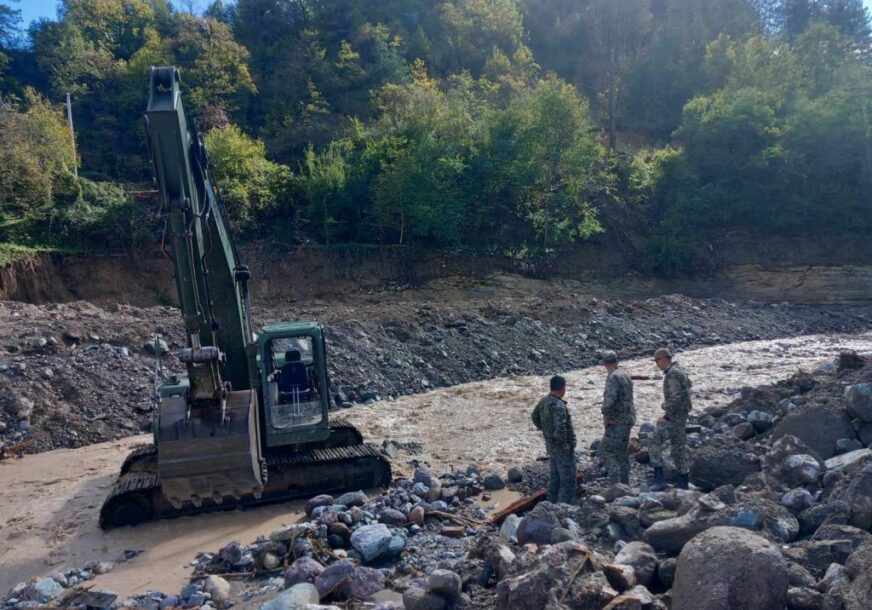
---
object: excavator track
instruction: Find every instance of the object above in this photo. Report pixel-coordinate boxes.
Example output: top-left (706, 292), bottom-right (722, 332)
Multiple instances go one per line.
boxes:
top-left (100, 420), bottom-right (390, 529)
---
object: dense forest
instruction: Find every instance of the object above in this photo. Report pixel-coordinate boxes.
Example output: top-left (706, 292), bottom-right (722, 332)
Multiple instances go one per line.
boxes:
top-left (0, 0), bottom-right (870, 274)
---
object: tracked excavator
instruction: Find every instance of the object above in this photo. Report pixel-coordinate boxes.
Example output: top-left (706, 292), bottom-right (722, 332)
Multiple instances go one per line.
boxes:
top-left (99, 67), bottom-right (391, 528)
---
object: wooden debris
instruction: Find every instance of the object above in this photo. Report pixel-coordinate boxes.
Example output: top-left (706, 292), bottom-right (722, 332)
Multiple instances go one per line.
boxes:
top-left (0, 438), bottom-right (35, 462)
top-left (490, 472), bottom-right (585, 525)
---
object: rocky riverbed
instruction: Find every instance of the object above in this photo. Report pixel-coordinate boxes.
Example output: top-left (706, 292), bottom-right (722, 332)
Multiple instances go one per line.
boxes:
top-left (3, 339), bottom-right (872, 609)
top-left (3, 294), bottom-right (872, 454)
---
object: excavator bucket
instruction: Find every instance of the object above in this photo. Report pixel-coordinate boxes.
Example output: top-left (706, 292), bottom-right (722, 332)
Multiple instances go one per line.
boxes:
top-left (156, 389), bottom-right (263, 508)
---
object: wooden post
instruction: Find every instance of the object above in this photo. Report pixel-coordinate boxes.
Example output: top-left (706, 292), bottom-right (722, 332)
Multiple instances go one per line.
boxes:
top-left (66, 92), bottom-right (78, 177)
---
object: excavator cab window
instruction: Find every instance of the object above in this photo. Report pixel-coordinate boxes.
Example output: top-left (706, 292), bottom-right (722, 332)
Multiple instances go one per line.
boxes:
top-left (266, 337), bottom-right (324, 429)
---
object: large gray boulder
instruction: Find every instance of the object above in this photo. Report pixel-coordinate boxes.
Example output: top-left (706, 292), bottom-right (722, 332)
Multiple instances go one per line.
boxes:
top-left (613, 541), bottom-right (658, 588)
top-left (689, 442), bottom-right (760, 491)
top-left (772, 405), bottom-right (855, 460)
top-left (672, 527), bottom-right (788, 610)
top-left (844, 384), bottom-right (872, 423)
top-left (516, 502), bottom-right (560, 546)
top-left (259, 583), bottom-right (320, 610)
top-left (643, 496), bottom-right (798, 554)
top-left (350, 524), bottom-right (393, 562)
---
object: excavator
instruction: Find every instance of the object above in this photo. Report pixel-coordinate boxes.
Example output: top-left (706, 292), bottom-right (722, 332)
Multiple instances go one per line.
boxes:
top-left (99, 67), bottom-right (391, 528)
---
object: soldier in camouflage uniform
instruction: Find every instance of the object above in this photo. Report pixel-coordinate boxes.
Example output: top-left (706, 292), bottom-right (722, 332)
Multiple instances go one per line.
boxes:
top-left (649, 347), bottom-right (693, 490)
top-left (600, 350), bottom-right (635, 484)
top-left (531, 375), bottom-right (577, 504)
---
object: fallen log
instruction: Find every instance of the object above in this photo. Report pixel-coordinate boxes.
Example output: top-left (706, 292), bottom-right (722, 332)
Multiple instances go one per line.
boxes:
top-left (0, 438), bottom-right (35, 461)
top-left (490, 472), bottom-right (585, 525)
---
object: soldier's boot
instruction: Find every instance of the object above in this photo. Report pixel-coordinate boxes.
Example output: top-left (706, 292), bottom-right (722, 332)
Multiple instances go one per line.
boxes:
top-left (651, 467), bottom-right (667, 491)
top-left (676, 474), bottom-right (689, 490)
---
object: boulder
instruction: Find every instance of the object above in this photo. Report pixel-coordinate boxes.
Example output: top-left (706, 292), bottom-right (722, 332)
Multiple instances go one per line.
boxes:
top-left (495, 542), bottom-right (613, 610)
top-left (334, 491), bottom-right (368, 507)
top-left (782, 488), bottom-right (816, 512)
top-left (260, 584), bottom-right (320, 610)
top-left (658, 557), bottom-right (677, 589)
top-left (772, 406), bottom-right (855, 460)
top-left (284, 557), bottom-right (325, 588)
top-left (843, 384), bottom-right (872, 423)
top-left (644, 496), bottom-right (799, 553)
top-left (784, 454), bottom-right (825, 486)
top-left (689, 441), bottom-right (760, 490)
top-left (427, 569), bottom-right (462, 598)
top-left (783, 541), bottom-right (854, 579)
top-left (825, 449), bottom-right (872, 472)
top-left (483, 473), bottom-right (506, 490)
top-left (614, 541), bottom-right (658, 587)
top-left (604, 564), bottom-right (637, 592)
top-left (516, 503), bottom-right (560, 546)
top-left (787, 587), bottom-right (824, 610)
top-left (609, 506), bottom-right (644, 540)
top-left (763, 436), bottom-right (825, 490)
top-left (858, 423), bottom-right (872, 447)
top-left (798, 502), bottom-right (851, 536)
top-left (204, 576), bottom-right (231, 604)
top-left (602, 585), bottom-right (659, 610)
top-left (402, 587), bottom-right (447, 610)
top-left (835, 439), bottom-right (864, 455)
top-left (351, 524), bottom-right (393, 562)
top-left (306, 495), bottom-right (334, 516)
top-left (672, 527), bottom-right (788, 610)
top-left (315, 560), bottom-right (355, 598)
top-left (499, 514), bottom-right (520, 543)
top-left (507, 467), bottom-right (523, 483)
top-left (25, 578), bottom-right (64, 603)
top-left (828, 462), bottom-right (872, 530)
top-left (346, 566), bottom-right (386, 600)
top-left (379, 508), bottom-right (407, 525)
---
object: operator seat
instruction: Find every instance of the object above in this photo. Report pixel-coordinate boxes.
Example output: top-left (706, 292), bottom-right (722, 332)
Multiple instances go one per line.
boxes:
top-left (278, 349), bottom-right (310, 402)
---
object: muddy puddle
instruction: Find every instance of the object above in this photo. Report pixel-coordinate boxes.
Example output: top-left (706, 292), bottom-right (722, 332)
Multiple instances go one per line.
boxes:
top-left (2, 331), bottom-right (871, 596)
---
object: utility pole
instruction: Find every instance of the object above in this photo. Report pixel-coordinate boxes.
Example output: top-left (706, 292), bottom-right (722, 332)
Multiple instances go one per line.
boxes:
top-left (66, 92), bottom-right (78, 177)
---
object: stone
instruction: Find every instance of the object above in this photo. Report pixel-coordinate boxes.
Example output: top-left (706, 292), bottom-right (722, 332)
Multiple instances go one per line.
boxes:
top-left (483, 473), bottom-right (505, 490)
top-left (815, 524), bottom-right (872, 550)
top-left (16, 398), bottom-right (33, 420)
top-left (306, 495), bottom-right (334, 516)
top-left (689, 442), bottom-right (760, 490)
top-left (550, 527), bottom-right (577, 543)
top-left (672, 527), bottom-right (788, 610)
top-left (314, 559), bottom-right (355, 598)
top-left (507, 467), bottom-right (523, 483)
top-left (658, 557), bottom-right (677, 588)
top-left (824, 449), bottom-right (872, 472)
top-left (428, 569), bottom-right (462, 598)
top-left (259, 583), bottom-right (320, 610)
top-left (644, 496), bottom-right (799, 553)
top-left (379, 508), bottom-right (407, 525)
top-left (783, 541), bottom-right (854, 579)
top-left (409, 506), bottom-right (425, 525)
top-left (144, 338), bottom-right (169, 356)
top-left (798, 502), bottom-right (851, 536)
top-left (284, 557), bottom-right (325, 588)
top-left (734, 422), bottom-right (756, 439)
top-left (604, 564), bottom-right (637, 592)
top-left (385, 535), bottom-right (405, 558)
top-left (817, 563), bottom-right (847, 592)
top-left (219, 541), bottom-right (245, 565)
top-left (351, 524), bottom-right (393, 562)
top-left (402, 588), bottom-right (447, 610)
top-left (262, 552), bottom-right (282, 570)
top-left (604, 484), bottom-right (634, 502)
top-left (500, 514), bottom-right (520, 543)
top-left (204, 576), bottom-right (231, 604)
top-left (346, 566), bottom-right (386, 600)
top-left (748, 410), bottom-right (775, 432)
top-left (329, 522), bottom-right (351, 539)
top-left (495, 542), bottom-right (613, 610)
top-left (784, 454), bottom-right (824, 486)
top-left (614, 542), bottom-right (658, 588)
top-left (843, 384), bottom-right (872, 423)
top-left (788, 563), bottom-right (818, 588)
top-left (772, 405), bottom-right (856, 460)
top-left (858, 423), bottom-right (872, 447)
top-left (26, 578), bottom-right (64, 603)
top-left (411, 482), bottom-right (429, 496)
top-left (602, 586), bottom-right (657, 610)
top-left (786, 587), bottom-right (823, 610)
top-left (828, 462), bottom-right (872, 529)
top-left (782, 488), bottom-right (816, 512)
top-left (836, 438), bottom-right (864, 455)
top-left (516, 503), bottom-right (560, 545)
top-left (413, 466), bottom-right (434, 487)
top-left (609, 506), bottom-right (644, 540)
top-left (334, 491), bottom-right (368, 507)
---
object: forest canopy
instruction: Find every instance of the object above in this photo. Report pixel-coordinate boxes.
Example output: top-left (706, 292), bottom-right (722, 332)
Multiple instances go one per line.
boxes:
top-left (0, 0), bottom-right (870, 275)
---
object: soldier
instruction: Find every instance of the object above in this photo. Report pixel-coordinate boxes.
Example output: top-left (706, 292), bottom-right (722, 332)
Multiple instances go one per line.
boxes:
top-left (531, 375), bottom-right (578, 504)
top-left (600, 350), bottom-right (635, 484)
top-left (649, 347), bottom-right (692, 490)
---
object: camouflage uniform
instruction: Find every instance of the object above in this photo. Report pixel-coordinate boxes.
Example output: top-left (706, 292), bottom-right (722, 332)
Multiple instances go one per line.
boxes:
top-left (532, 394), bottom-right (577, 504)
top-left (601, 366), bottom-right (635, 484)
top-left (649, 362), bottom-right (693, 475)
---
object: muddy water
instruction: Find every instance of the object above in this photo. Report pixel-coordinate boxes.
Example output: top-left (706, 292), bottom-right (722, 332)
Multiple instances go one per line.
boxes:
top-left (2, 332), bottom-right (871, 597)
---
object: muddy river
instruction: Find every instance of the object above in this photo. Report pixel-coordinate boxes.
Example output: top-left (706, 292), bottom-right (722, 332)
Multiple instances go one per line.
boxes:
top-left (2, 332), bottom-right (871, 597)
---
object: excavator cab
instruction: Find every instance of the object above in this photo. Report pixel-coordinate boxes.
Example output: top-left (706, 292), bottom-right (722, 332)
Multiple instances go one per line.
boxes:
top-left (259, 322), bottom-right (332, 448)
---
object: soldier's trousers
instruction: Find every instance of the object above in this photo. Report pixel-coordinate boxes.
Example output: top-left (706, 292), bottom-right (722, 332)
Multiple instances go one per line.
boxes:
top-left (649, 417), bottom-right (688, 474)
top-left (546, 442), bottom-right (577, 504)
top-left (602, 423), bottom-right (632, 484)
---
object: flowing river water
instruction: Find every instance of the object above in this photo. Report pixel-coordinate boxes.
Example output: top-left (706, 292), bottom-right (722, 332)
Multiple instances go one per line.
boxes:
top-left (2, 331), bottom-right (872, 597)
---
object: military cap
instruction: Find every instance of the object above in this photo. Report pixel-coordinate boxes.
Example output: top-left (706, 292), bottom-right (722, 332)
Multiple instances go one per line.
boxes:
top-left (654, 347), bottom-right (672, 360)
top-left (600, 350), bottom-right (618, 364)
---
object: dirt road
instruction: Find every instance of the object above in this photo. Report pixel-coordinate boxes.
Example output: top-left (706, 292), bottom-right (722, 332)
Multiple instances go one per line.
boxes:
top-left (2, 331), bottom-right (871, 597)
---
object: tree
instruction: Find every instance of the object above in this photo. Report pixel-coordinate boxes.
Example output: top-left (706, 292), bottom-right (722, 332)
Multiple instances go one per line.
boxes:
top-left (0, 0), bottom-right (20, 73)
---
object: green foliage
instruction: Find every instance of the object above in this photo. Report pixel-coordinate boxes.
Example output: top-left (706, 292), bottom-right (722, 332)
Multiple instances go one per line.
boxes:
top-left (204, 124), bottom-right (291, 232)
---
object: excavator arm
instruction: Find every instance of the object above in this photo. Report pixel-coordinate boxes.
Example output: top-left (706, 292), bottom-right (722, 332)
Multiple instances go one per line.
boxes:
top-left (145, 66), bottom-right (255, 398)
